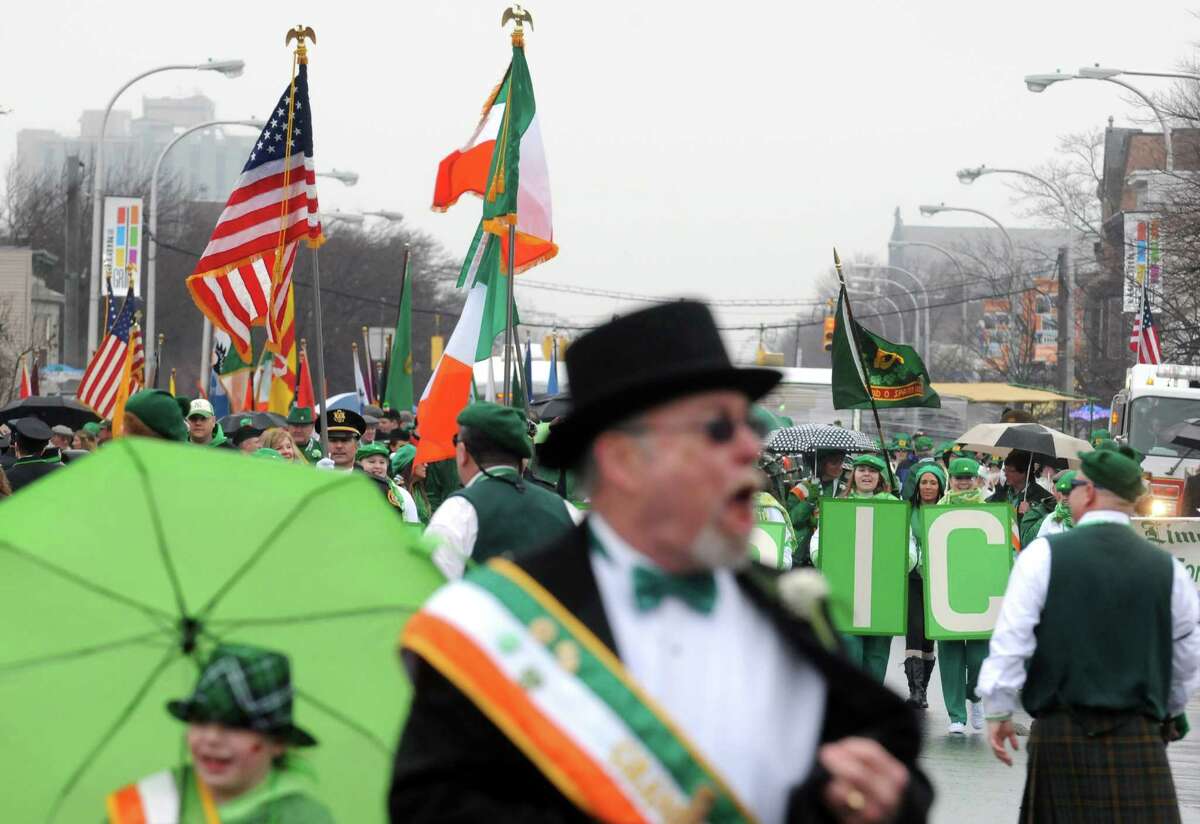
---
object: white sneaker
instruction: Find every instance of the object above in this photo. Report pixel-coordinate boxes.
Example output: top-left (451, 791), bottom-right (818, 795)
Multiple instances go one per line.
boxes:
top-left (948, 721), bottom-right (967, 735)
top-left (969, 701), bottom-right (985, 730)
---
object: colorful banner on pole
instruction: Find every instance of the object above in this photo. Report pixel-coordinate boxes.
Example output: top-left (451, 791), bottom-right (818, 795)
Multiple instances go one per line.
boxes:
top-left (102, 196), bottom-right (143, 297)
top-left (817, 499), bottom-right (910, 636)
top-left (1134, 517), bottom-right (1200, 592)
top-left (920, 504), bottom-right (1014, 640)
top-left (1123, 212), bottom-right (1164, 312)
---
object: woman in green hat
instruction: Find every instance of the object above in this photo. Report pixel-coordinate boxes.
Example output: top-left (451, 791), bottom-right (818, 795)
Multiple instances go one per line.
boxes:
top-left (357, 442), bottom-right (420, 524)
top-left (107, 645), bottom-right (333, 823)
top-left (812, 453), bottom-right (912, 682)
top-left (935, 456), bottom-right (993, 735)
top-left (903, 462), bottom-right (946, 709)
top-left (1035, 469), bottom-right (1078, 539)
top-left (390, 443), bottom-right (432, 526)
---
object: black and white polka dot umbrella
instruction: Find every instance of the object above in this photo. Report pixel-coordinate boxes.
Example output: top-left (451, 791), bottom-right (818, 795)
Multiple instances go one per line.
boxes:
top-left (765, 424), bottom-right (875, 455)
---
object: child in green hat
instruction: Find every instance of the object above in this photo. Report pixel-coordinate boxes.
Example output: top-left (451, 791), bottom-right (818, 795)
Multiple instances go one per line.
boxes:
top-left (107, 644), bottom-right (333, 823)
top-left (357, 441), bottom-right (420, 523)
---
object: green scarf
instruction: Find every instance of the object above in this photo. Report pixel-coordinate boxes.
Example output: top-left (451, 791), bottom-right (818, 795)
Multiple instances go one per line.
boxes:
top-left (940, 487), bottom-right (985, 506)
top-left (1051, 500), bottom-right (1073, 528)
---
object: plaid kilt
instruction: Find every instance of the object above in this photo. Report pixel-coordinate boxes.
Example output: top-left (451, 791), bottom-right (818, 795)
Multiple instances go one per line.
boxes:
top-left (1021, 710), bottom-right (1179, 823)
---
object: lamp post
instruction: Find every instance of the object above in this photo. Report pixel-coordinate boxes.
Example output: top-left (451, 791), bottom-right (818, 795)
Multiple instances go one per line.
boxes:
top-left (917, 204), bottom-right (1016, 258)
top-left (87, 59), bottom-right (245, 357)
top-left (316, 169), bottom-right (358, 187)
top-left (958, 165), bottom-right (1076, 393)
top-left (147, 119), bottom-right (263, 377)
top-left (1025, 71), bottom-right (1174, 171)
top-left (846, 286), bottom-right (904, 342)
top-left (854, 262), bottom-right (932, 359)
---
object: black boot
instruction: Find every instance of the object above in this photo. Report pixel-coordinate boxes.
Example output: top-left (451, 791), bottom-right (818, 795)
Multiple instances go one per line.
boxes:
top-left (920, 657), bottom-right (935, 709)
top-left (903, 658), bottom-right (925, 708)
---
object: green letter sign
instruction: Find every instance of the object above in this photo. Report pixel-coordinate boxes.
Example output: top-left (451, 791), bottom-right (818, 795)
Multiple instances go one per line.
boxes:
top-left (921, 504), bottom-right (1013, 640)
top-left (817, 499), bottom-right (909, 635)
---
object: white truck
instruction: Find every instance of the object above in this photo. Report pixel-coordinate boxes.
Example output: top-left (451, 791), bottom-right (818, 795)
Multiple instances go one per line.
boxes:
top-left (1110, 363), bottom-right (1200, 517)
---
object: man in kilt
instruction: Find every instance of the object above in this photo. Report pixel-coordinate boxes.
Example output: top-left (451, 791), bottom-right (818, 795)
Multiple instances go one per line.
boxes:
top-left (978, 445), bottom-right (1200, 822)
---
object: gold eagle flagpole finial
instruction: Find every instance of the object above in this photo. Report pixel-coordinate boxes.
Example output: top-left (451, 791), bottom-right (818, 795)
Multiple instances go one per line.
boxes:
top-left (501, 4), bottom-right (533, 45)
top-left (285, 25), bottom-right (316, 62)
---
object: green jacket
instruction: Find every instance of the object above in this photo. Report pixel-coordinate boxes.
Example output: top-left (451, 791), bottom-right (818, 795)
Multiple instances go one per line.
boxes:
top-left (787, 476), bottom-right (842, 566)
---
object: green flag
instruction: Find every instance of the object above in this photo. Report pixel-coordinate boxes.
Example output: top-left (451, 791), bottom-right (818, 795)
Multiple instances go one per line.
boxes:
top-left (384, 257), bottom-right (414, 413)
top-left (830, 288), bottom-right (940, 410)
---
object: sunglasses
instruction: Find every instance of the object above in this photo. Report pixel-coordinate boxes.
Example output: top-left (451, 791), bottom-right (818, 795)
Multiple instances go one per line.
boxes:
top-left (621, 411), bottom-right (747, 445)
top-left (1068, 478), bottom-right (1091, 491)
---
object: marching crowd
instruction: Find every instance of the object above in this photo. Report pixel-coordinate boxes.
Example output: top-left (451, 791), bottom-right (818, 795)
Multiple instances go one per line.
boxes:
top-left (4, 299), bottom-right (1199, 823)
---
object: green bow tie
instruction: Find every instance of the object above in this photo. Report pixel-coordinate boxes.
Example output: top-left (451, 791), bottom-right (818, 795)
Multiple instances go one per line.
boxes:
top-left (632, 566), bottom-right (717, 615)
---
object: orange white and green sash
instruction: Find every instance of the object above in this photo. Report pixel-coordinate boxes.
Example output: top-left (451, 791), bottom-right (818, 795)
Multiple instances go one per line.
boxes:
top-left (402, 557), bottom-right (757, 824)
top-left (106, 769), bottom-right (219, 824)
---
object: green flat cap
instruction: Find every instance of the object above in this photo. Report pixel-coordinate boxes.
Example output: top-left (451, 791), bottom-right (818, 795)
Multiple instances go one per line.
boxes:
top-left (390, 443), bottom-right (417, 476)
top-left (125, 389), bottom-right (188, 442)
top-left (853, 453), bottom-right (887, 473)
top-left (1054, 469), bottom-right (1078, 494)
top-left (457, 402), bottom-right (532, 459)
top-left (913, 435), bottom-right (934, 452)
top-left (355, 441), bottom-right (391, 462)
top-left (252, 447), bottom-right (284, 460)
top-left (949, 456), bottom-right (981, 478)
top-left (1080, 446), bottom-right (1144, 502)
top-left (287, 406), bottom-right (315, 425)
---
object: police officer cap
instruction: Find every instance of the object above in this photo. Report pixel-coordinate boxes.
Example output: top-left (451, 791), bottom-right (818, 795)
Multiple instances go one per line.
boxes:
top-left (13, 417), bottom-right (52, 441)
top-left (1080, 446), bottom-right (1144, 502)
top-left (949, 456), bottom-right (981, 478)
top-left (325, 408), bottom-right (365, 439)
top-left (457, 402), bottom-right (532, 459)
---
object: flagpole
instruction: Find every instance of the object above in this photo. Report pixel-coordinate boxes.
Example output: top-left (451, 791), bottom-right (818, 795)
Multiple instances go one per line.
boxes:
top-left (199, 318), bottom-right (212, 401)
top-left (310, 249), bottom-right (330, 457)
top-left (154, 333), bottom-right (164, 389)
top-left (360, 326), bottom-right (374, 404)
top-left (834, 248), bottom-right (897, 492)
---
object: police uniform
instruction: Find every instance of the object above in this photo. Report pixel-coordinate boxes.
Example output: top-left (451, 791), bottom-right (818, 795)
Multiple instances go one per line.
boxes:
top-left (5, 418), bottom-right (63, 493)
top-left (324, 408), bottom-right (366, 472)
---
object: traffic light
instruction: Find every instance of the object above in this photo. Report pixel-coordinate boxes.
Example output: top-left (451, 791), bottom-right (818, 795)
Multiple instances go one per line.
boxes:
top-left (822, 316), bottom-right (835, 351)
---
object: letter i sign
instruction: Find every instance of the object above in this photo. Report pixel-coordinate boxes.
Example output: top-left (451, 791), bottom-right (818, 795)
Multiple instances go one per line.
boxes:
top-left (817, 499), bottom-right (909, 635)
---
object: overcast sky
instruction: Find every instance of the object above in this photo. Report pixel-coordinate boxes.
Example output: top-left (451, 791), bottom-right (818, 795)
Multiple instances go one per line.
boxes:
top-left (3, 1), bottom-right (1198, 358)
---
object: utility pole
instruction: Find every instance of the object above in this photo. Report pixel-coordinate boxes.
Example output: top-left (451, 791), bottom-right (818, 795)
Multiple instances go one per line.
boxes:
top-left (1055, 246), bottom-right (1074, 395)
top-left (62, 155), bottom-right (84, 366)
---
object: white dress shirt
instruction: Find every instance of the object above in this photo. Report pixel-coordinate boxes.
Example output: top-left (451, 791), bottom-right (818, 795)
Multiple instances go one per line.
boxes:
top-left (588, 514), bottom-right (826, 824)
top-left (426, 467), bottom-right (583, 579)
top-left (977, 510), bottom-right (1200, 719)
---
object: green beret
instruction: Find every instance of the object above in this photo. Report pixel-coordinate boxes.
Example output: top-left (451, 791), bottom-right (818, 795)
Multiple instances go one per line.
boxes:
top-left (390, 443), bottom-right (417, 475)
top-left (457, 402), bottom-right (532, 459)
top-left (252, 447), bottom-right (284, 460)
top-left (82, 422), bottom-right (101, 437)
top-left (913, 435), bottom-right (934, 452)
top-left (124, 389), bottom-right (188, 442)
top-left (288, 406), bottom-right (315, 425)
top-left (912, 460), bottom-right (948, 489)
top-left (949, 456), bottom-right (981, 478)
top-left (853, 454), bottom-right (887, 473)
top-left (355, 441), bottom-right (391, 462)
top-left (1080, 446), bottom-right (1145, 502)
top-left (1054, 470), bottom-right (1078, 494)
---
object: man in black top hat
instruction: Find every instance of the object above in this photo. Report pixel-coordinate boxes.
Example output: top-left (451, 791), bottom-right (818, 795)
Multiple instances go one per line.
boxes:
top-left (391, 300), bottom-right (931, 822)
top-left (7, 417), bottom-right (64, 493)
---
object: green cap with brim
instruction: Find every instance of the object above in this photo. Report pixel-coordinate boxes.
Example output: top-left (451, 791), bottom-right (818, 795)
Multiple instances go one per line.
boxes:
top-left (355, 441), bottom-right (391, 462)
top-left (287, 406), bottom-right (315, 425)
top-left (457, 402), bottom-right (532, 459)
top-left (853, 454), bottom-right (887, 473)
top-left (949, 456), bottom-right (982, 478)
top-left (124, 389), bottom-right (188, 442)
top-left (82, 422), bottom-right (102, 437)
top-left (889, 434), bottom-right (912, 451)
top-left (1054, 470), bottom-right (1078, 494)
top-left (390, 443), bottom-right (417, 476)
top-left (1080, 446), bottom-right (1145, 502)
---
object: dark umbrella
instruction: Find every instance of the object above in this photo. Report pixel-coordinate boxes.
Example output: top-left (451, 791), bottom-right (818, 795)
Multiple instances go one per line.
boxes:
top-left (0, 396), bottom-right (99, 430)
top-left (764, 424), bottom-right (876, 455)
top-left (957, 422), bottom-right (1089, 464)
top-left (218, 411), bottom-right (287, 434)
top-left (529, 393), bottom-right (572, 422)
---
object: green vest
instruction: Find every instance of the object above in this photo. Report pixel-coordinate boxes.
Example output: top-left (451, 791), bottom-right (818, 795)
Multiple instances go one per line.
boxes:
top-left (451, 467), bottom-right (574, 563)
top-left (1023, 521), bottom-right (1175, 719)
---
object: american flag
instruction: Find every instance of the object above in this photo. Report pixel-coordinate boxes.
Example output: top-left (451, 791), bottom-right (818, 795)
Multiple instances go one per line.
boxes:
top-left (129, 323), bottom-right (146, 390)
top-left (78, 289), bottom-right (137, 418)
top-left (186, 63), bottom-right (321, 362)
top-left (1130, 288), bottom-right (1163, 365)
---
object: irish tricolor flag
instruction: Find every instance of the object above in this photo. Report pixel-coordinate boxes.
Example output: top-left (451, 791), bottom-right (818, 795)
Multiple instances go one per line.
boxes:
top-left (417, 34), bottom-right (554, 462)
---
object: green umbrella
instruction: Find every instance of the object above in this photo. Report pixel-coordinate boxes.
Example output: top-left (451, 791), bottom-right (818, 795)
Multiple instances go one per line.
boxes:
top-left (0, 437), bottom-right (444, 823)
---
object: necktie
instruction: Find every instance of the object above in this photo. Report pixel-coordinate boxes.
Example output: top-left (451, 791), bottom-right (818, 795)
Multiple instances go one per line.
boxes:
top-left (632, 566), bottom-right (717, 615)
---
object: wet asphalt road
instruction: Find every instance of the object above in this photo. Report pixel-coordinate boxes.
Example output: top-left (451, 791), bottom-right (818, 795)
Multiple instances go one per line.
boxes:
top-left (878, 638), bottom-right (1200, 823)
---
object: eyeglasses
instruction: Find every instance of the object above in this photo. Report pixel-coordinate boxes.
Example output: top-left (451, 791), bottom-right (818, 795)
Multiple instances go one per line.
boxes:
top-left (620, 411), bottom-right (750, 445)
top-left (1068, 478), bottom-right (1091, 491)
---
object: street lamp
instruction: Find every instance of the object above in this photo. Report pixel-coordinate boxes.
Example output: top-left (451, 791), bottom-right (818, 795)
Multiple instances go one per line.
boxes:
top-left (917, 203), bottom-right (1016, 258)
top-left (87, 58), bottom-right (246, 356)
top-left (146, 119), bottom-right (264, 375)
top-left (323, 210), bottom-right (366, 225)
top-left (958, 165), bottom-right (1077, 393)
top-left (846, 284), bottom-right (905, 342)
top-left (1078, 65), bottom-right (1200, 82)
top-left (317, 169), bottom-right (359, 187)
top-left (1024, 69), bottom-right (1174, 170)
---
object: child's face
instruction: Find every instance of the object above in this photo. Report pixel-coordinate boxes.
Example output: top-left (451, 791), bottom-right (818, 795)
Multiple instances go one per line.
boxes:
top-left (188, 723), bottom-right (284, 803)
top-left (360, 454), bottom-right (390, 478)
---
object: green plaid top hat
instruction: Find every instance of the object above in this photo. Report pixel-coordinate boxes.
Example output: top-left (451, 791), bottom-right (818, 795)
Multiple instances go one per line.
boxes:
top-left (167, 644), bottom-right (317, 747)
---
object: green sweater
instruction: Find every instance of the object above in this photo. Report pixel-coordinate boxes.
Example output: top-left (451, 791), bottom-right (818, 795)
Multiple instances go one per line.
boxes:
top-left (1023, 521), bottom-right (1174, 718)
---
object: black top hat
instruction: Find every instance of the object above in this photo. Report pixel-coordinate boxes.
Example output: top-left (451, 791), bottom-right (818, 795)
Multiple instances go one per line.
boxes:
top-left (539, 300), bottom-right (780, 468)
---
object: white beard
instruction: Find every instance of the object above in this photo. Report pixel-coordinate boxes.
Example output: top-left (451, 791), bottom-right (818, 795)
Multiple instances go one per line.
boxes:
top-left (689, 522), bottom-right (751, 571)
